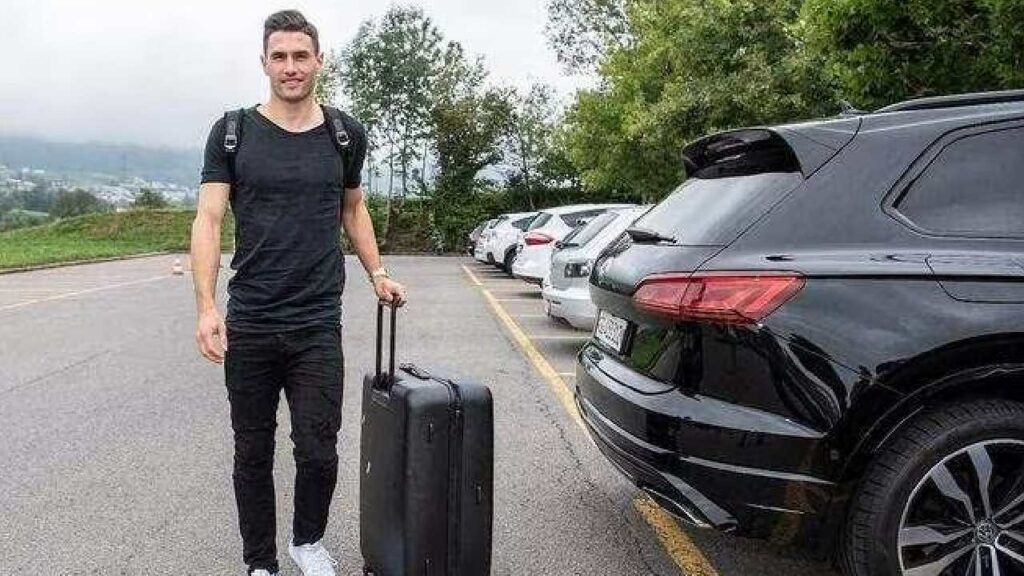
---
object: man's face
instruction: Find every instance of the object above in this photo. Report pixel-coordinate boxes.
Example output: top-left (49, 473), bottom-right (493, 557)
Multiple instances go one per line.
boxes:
top-left (261, 31), bottom-right (322, 103)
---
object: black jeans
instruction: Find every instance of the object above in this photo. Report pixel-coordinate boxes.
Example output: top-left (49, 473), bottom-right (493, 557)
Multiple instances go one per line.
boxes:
top-left (224, 324), bottom-right (344, 574)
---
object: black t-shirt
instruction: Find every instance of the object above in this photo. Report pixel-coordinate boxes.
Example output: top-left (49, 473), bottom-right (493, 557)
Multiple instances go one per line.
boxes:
top-left (201, 106), bottom-right (367, 333)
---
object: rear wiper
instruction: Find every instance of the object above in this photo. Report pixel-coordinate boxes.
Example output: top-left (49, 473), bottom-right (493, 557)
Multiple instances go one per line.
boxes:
top-left (626, 227), bottom-right (676, 243)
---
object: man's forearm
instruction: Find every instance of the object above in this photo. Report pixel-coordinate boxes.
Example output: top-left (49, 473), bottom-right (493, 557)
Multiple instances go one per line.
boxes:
top-left (343, 200), bottom-right (383, 275)
top-left (190, 214), bottom-right (222, 313)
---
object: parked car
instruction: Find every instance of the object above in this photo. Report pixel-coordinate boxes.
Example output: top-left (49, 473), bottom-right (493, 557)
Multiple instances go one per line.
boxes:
top-left (575, 90), bottom-right (1024, 576)
top-left (481, 211), bottom-right (538, 272)
top-left (542, 206), bottom-right (647, 329)
top-left (511, 204), bottom-right (632, 285)
top-left (467, 221), bottom-right (488, 255)
top-left (472, 218), bottom-right (504, 264)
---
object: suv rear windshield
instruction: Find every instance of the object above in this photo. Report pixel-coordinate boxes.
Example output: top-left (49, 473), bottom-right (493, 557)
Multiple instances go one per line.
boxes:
top-left (512, 215), bottom-right (536, 231)
top-left (631, 172), bottom-right (801, 245)
top-left (561, 211), bottom-right (618, 247)
top-left (527, 213), bottom-right (553, 231)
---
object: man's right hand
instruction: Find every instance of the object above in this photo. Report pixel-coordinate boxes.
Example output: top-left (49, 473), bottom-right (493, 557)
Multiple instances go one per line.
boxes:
top-left (196, 309), bottom-right (228, 364)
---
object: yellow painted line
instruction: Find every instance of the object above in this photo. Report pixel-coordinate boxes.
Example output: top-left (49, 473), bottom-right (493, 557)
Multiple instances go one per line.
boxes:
top-left (461, 264), bottom-right (719, 576)
top-left (462, 264), bottom-right (585, 432)
top-left (511, 314), bottom-right (548, 319)
top-left (635, 496), bottom-right (718, 576)
top-left (0, 275), bottom-right (172, 312)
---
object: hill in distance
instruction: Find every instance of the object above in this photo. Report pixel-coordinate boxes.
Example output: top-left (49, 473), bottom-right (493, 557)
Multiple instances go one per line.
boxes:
top-left (0, 135), bottom-right (202, 186)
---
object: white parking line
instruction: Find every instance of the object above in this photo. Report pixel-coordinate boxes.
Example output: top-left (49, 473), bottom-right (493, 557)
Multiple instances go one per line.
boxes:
top-left (0, 275), bottom-right (171, 312)
top-left (493, 298), bottom-right (541, 303)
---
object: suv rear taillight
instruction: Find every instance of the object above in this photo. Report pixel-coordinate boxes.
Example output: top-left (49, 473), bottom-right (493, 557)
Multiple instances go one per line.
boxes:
top-left (524, 231), bottom-right (554, 246)
top-left (633, 272), bottom-right (804, 324)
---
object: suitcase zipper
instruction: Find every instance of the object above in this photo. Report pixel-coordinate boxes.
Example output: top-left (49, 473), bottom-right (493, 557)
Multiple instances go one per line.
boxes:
top-left (442, 378), bottom-right (464, 576)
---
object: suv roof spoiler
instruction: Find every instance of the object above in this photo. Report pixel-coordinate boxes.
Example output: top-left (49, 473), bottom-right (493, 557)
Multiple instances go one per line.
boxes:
top-left (876, 89), bottom-right (1024, 113)
top-left (683, 117), bottom-right (860, 179)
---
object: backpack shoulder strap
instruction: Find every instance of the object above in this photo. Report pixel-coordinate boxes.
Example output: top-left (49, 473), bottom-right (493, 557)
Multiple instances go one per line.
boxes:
top-left (223, 108), bottom-right (244, 155)
top-left (222, 108), bottom-right (245, 184)
top-left (321, 105), bottom-right (352, 157)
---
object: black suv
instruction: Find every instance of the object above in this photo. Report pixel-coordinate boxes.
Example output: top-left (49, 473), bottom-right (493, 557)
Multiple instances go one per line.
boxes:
top-left (576, 90), bottom-right (1024, 576)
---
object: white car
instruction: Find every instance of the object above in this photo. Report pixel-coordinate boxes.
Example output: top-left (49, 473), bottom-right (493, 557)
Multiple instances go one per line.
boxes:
top-left (473, 218), bottom-right (504, 263)
top-left (483, 212), bottom-right (537, 271)
top-left (511, 203), bottom-right (633, 285)
top-left (542, 206), bottom-right (649, 329)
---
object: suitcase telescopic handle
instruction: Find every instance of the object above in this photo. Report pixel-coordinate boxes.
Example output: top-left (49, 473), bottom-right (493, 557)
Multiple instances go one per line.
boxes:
top-left (375, 301), bottom-right (397, 389)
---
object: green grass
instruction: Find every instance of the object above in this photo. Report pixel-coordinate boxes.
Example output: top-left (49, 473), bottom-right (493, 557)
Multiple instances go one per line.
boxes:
top-left (0, 209), bottom-right (234, 270)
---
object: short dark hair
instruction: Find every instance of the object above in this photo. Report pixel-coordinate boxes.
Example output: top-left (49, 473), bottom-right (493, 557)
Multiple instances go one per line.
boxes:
top-left (263, 10), bottom-right (320, 54)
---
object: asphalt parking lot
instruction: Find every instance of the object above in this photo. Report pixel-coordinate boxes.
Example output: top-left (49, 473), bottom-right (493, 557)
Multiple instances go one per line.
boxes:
top-left (0, 254), bottom-right (837, 575)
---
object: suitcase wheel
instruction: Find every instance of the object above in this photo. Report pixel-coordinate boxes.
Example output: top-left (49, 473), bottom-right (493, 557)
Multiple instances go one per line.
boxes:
top-left (362, 566), bottom-right (375, 576)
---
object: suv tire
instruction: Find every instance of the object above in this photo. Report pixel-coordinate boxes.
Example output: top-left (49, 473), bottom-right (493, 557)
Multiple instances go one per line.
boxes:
top-left (841, 399), bottom-right (1024, 576)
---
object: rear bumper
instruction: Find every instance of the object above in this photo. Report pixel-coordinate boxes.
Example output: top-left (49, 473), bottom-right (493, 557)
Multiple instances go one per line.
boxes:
top-left (575, 343), bottom-right (836, 544)
top-left (511, 249), bottom-right (548, 284)
top-left (542, 283), bottom-right (596, 329)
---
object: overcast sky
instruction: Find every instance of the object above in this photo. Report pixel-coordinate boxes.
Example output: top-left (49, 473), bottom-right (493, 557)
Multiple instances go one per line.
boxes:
top-left (1, 0), bottom-right (587, 149)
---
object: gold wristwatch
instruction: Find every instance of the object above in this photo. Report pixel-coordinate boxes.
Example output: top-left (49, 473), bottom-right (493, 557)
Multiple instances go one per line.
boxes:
top-left (369, 266), bottom-right (390, 283)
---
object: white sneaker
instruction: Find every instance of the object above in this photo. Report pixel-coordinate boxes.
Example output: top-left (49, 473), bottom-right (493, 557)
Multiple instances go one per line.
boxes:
top-left (250, 570), bottom-right (279, 576)
top-left (288, 539), bottom-right (338, 576)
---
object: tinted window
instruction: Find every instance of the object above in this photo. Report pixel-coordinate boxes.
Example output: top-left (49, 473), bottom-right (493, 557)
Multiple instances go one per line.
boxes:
top-left (528, 212), bottom-right (553, 230)
top-left (560, 209), bottom-right (604, 227)
top-left (632, 172), bottom-right (802, 245)
top-left (512, 215), bottom-right (536, 231)
top-left (897, 128), bottom-right (1024, 238)
top-left (561, 211), bottom-right (618, 247)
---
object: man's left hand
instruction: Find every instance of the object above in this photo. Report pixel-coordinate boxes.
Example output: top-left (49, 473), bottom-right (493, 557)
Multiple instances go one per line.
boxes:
top-left (374, 277), bottom-right (407, 307)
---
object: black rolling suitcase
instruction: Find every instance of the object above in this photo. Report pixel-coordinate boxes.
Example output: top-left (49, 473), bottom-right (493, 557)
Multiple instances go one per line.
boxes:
top-left (360, 303), bottom-right (494, 576)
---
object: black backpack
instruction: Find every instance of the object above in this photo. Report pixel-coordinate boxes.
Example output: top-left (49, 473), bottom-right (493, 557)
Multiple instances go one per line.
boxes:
top-left (221, 105), bottom-right (353, 181)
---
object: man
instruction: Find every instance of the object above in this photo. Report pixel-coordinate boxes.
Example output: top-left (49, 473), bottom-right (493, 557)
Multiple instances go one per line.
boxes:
top-left (190, 10), bottom-right (406, 576)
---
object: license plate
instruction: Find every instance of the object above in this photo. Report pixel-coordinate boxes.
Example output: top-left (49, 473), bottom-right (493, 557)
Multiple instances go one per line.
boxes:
top-left (594, 311), bottom-right (629, 352)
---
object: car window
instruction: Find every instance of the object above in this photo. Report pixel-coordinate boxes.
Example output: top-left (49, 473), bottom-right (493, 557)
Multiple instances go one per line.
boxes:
top-left (632, 172), bottom-right (802, 245)
top-left (512, 215), bottom-right (536, 231)
top-left (896, 128), bottom-right (1024, 238)
top-left (560, 209), bottom-right (603, 227)
top-left (527, 212), bottom-right (553, 230)
top-left (561, 211), bottom-right (618, 247)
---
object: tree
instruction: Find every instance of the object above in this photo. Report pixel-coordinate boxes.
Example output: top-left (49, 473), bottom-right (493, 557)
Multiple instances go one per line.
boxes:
top-left (801, 0), bottom-right (1024, 109)
top-left (545, 0), bottom-right (631, 74)
top-left (562, 0), bottom-right (834, 201)
top-left (314, 50), bottom-right (343, 106)
top-left (340, 6), bottom-right (445, 246)
top-left (133, 188), bottom-right (168, 209)
top-left (51, 189), bottom-right (110, 218)
top-left (428, 44), bottom-right (511, 250)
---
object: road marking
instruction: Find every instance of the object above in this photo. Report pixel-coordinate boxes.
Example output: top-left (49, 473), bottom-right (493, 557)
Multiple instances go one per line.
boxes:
top-left (0, 275), bottom-right (171, 312)
top-left (635, 496), bottom-right (719, 576)
top-left (462, 264), bottom-right (585, 432)
top-left (527, 334), bottom-right (590, 341)
top-left (558, 372), bottom-right (576, 378)
top-left (461, 263), bottom-right (720, 576)
top-left (511, 314), bottom-right (548, 318)
top-left (493, 298), bottom-right (541, 303)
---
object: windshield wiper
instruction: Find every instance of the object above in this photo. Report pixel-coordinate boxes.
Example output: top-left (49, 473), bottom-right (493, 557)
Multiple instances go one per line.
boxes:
top-left (626, 227), bottom-right (676, 244)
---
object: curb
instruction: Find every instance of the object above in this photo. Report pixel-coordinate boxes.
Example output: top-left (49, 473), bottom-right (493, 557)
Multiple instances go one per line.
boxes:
top-left (0, 251), bottom-right (175, 275)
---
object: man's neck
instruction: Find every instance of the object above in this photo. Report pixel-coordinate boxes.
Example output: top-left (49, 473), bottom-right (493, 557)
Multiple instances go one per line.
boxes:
top-left (258, 97), bottom-right (322, 132)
